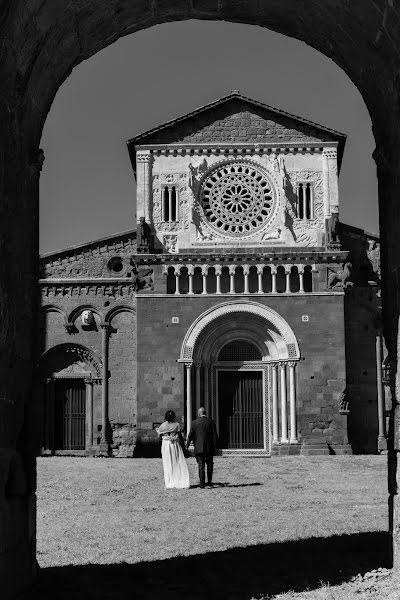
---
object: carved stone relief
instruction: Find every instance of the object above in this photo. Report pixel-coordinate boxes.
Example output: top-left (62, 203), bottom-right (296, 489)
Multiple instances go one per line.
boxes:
top-left (163, 234), bottom-right (178, 253)
top-left (283, 169), bottom-right (325, 246)
top-left (152, 172), bottom-right (192, 233)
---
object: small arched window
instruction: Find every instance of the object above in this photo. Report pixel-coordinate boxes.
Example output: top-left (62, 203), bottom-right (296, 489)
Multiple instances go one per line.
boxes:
top-left (162, 186), bottom-right (178, 222)
top-left (297, 182), bottom-right (313, 220)
top-left (218, 341), bottom-right (262, 361)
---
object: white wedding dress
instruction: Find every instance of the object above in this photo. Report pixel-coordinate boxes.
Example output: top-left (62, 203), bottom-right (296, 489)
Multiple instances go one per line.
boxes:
top-left (156, 421), bottom-right (190, 489)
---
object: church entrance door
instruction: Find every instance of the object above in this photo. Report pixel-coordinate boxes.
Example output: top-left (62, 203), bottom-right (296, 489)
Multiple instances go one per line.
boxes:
top-left (218, 371), bottom-right (263, 449)
top-left (53, 380), bottom-right (86, 451)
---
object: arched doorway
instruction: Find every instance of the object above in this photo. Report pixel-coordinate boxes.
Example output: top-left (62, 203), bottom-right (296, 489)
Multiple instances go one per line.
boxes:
top-left (40, 344), bottom-right (102, 455)
top-left (180, 301), bottom-right (300, 455)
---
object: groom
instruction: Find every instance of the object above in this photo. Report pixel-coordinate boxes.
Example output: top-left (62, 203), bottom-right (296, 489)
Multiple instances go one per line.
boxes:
top-left (186, 407), bottom-right (218, 488)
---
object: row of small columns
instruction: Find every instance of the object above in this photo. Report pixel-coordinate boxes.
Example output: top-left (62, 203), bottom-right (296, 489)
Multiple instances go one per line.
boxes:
top-left (184, 361), bottom-right (298, 444)
top-left (169, 264), bottom-right (313, 294)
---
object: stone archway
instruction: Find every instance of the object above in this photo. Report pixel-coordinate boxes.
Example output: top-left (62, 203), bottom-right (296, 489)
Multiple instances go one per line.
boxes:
top-left (40, 344), bottom-right (102, 455)
top-left (1, 4), bottom-right (400, 597)
top-left (180, 301), bottom-right (300, 452)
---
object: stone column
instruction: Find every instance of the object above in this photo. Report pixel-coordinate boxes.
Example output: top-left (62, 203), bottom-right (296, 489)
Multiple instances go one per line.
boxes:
top-left (297, 265), bottom-right (305, 293)
top-left (168, 187), bottom-right (173, 222)
top-left (272, 364), bottom-right (279, 444)
top-left (188, 265), bottom-right (194, 295)
top-left (85, 378), bottom-right (94, 451)
top-left (271, 265), bottom-right (277, 294)
top-left (376, 333), bottom-right (387, 450)
top-left (174, 265), bottom-right (181, 295)
top-left (195, 362), bottom-right (202, 412)
top-left (257, 265), bottom-right (264, 293)
top-left (186, 363), bottom-right (193, 435)
top-left (243, 264), bottom-right (250, 294)
top-left (229, 265), bottom-right (236, 294)
top-left (284, 265), bottom-right (291, 293)
top-left (201, 265), bottom-right (208, 294)
top-left (288, 362), bottom-right (298, 443)
top-left (280, 362), bottom-right (288, 444)
top-left (137, 151), bottom-right (153, 223)
top-left (215, 265), bottom-right (222, 294)
top-left (323, 148), bottom-right (339, 216)
top-left (100, 324), bottom-right (110, 452)
top-left (203, 363), bottom-right (210, 414)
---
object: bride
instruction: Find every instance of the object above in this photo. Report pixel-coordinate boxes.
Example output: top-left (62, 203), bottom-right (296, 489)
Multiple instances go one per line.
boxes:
top-left (156, 410), bottom-right (190, 489)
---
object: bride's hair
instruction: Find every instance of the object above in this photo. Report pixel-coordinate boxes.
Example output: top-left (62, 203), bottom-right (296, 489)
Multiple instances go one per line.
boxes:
top-left (165, 410), bottom-right (176, 423)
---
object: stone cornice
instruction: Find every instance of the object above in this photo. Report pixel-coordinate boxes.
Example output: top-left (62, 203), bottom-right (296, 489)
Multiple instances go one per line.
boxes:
top-left (135, 142), bottom-right (338, 155)
top-left (134, 251), bottom-right (348, 265)
top-left (39, 278), bottom-right (134, 285)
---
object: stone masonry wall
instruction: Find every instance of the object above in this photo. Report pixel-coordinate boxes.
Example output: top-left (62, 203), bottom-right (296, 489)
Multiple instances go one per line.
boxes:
top-left (40, 291), bottom-right (136, 456)
top-left (136, 294), bottom-right (347, 452)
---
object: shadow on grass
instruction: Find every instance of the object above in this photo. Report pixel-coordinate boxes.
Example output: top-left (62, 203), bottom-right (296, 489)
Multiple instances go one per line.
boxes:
top-left (29, 531), bottom-right (390, 600)
top-left (190, 482), bottom-right (263, 488)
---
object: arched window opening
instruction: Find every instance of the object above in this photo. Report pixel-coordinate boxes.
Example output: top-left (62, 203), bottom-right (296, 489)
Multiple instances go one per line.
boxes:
top-left (218, 340), bottom-right (262, 362)
top-left (207, 267), bottom-right (217, 294)
top-left (263, 267), bottom-right (272, 293)
top-left (179, 267), bottom-right (189, 294)
top-left (220, 267), bottom-right (230, 293)
top-left (276, 266), bottom-right (286, 293)
top-left (235, 266), bottom-right (244, 293)
top-left (290, 266), bottom-right (300, 293)
top-left (162, 186), bottom-right (178, 222)
top-left (297, 182), bottom-right (314, 220)
top-left (248, 266), bottom-right (258, 293)
top-left (304, 265), bottom-right (313, 292)
top-left (298, 183), bottom-right (304, 220)
top-left (166, 267), bottom-right (175, 294)
top-left (193, 267), bottom-right (203, 294)
top-left (163, 187), bottom-right (169, 222)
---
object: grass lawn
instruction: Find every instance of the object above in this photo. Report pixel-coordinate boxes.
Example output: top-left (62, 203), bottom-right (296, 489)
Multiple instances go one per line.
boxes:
top-left (30, 455), bottom-right (394, 599)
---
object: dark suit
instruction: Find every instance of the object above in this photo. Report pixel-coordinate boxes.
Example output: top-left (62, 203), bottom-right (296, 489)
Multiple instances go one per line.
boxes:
top-left (187, 416), bottom-right (218, 487)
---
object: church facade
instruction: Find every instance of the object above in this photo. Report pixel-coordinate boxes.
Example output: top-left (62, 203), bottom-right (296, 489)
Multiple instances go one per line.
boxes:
top-left (39, 92), bottom-right (384, 457)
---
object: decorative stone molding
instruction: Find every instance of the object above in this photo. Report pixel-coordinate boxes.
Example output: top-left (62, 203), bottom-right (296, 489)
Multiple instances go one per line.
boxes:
top-left (41, 283), bottom-right (136, 298)
top-left (42, 343), bottom-right (102, 378)
top-left (180, 300), bottom-right (300, 361)
top-left (322, 149), bottom-right (338, 159)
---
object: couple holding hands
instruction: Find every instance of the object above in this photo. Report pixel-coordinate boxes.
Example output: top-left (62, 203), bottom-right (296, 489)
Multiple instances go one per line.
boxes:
top-left (156, 407), bottom-right (218, 489)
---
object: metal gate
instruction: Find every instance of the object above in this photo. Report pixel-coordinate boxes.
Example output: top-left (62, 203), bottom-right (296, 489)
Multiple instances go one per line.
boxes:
top-left (54, 379), bottom-right (86, 450)
top-left (218, 371), bottom-right (263, 449)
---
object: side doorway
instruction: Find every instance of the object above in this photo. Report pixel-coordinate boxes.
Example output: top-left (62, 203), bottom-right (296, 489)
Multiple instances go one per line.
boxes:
top-left (43, 378), bottom-right (86, 453)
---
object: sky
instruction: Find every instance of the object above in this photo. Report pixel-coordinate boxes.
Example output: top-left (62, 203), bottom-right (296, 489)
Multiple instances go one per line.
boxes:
top-left (39, 20), bottom-right (378, 254)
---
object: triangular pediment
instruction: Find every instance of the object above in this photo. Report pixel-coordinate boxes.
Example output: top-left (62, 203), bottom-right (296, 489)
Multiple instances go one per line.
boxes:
top-left (128, 93), bottom-right (346, 155)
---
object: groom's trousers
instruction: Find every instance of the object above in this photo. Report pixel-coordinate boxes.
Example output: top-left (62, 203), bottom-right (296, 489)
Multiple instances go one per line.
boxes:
top-left (195, 452), bottom-right (213, 487)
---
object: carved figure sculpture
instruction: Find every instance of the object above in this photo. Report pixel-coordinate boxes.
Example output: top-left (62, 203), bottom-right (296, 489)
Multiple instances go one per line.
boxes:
top-left (137, 217), bottom-right (151, 250)
top-left (197, 223), bottom-right (213, 242)
top-left (81, 310), bottom-right (94, 326)
top-left (327, 261), bottom-right (353, 288)
top-left (262, 228), bottom-right (282, 241)
top-left (326, 212), bottom-right (340, 245)
top-left (137, 268), bottom-right (154, 290)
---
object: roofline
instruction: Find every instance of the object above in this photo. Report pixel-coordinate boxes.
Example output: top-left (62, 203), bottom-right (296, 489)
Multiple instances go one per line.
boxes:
top-left (126, 91), bottom-right (346, 175)
top-left (40, 228), bottom-right (136, 260)
top-left (127, 91), bottom-right (347, 146)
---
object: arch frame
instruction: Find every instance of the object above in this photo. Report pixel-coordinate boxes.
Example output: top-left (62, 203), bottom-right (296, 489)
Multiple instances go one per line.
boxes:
top-left (180, 300), bottom-right (300, 362)
top-left (41, 342), bottom-right (103, 378)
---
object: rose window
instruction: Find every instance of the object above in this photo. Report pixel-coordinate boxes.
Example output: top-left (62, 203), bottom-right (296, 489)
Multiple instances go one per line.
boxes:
top-left (200, 162), bottom-right (276, 237)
